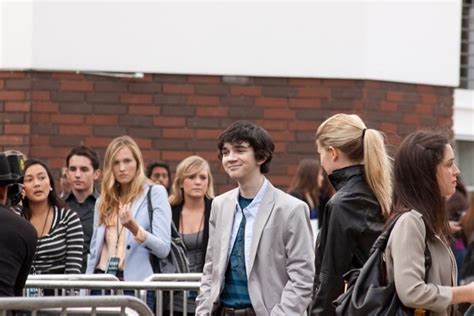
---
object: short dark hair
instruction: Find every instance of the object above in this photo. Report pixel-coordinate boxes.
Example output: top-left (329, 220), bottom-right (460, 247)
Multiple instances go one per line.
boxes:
top-left (217, 121), bottom-right (274, 174)
top-left (66, 146), bottom-right (100, 171)
top-left (391, 130), bottom-right (451, 242)
top-left (146, 160), bottom-right (171, 178)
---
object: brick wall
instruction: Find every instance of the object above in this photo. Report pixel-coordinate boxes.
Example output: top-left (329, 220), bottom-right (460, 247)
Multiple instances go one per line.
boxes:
top-left (0, 71), bottom-right (454, 193)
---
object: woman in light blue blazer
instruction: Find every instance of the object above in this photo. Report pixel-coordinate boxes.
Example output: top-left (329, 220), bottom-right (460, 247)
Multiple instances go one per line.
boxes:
top-left (86, 135), bottom-right (171, 281)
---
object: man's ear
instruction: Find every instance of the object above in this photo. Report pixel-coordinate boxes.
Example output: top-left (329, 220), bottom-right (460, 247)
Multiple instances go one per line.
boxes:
top-left (328, 146), bottom-right (338, 162)
top-left (93, 169), bottom-right (101, 181)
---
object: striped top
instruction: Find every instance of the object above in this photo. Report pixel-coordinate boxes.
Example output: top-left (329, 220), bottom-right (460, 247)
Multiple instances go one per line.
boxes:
top-left (30, 207), bottom-right (84, 274)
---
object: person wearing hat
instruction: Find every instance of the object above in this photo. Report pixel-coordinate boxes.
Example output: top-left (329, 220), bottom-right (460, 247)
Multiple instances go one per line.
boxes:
top-left (0, 151), bottom-right (37, 296)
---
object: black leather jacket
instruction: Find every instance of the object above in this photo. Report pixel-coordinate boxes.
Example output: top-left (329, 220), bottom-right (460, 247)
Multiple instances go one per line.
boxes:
top-left (311, 165), bottom-right (384, 315)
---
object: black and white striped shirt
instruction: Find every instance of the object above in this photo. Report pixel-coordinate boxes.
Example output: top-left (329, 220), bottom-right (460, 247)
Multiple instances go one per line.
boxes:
top-left (31, 207), bottom-right (84, 274)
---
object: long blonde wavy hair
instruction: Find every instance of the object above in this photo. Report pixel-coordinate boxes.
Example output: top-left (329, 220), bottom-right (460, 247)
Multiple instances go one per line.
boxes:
top-left (169, 155), bottom-right (215, 206)
top-left (315, 113), bottom-right (393, 218)
top-left (98, 135), bottom-right (147, 225)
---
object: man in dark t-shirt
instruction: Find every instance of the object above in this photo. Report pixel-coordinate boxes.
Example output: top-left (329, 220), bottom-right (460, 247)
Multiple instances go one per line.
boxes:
top-left (0, 152), bottom-right (37, 296)
top-left (64, 146), bottom-right (101, 272)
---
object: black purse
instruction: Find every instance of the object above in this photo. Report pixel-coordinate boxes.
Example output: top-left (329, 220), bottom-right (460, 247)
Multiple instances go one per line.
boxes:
top-left (334, 213), bottom-right (431, 316)
top-left (147, 185), bottom-right (190, 274)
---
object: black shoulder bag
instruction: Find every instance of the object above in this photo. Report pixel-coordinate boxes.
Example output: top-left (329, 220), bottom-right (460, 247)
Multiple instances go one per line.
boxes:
top-left (333, 213), bottom-right (431, 316)
top-left (147, 186), bottom-right (190, 274)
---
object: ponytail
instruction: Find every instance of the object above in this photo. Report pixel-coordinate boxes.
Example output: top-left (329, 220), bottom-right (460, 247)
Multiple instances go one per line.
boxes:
top-left (363, 129), bottom-right (393, 218)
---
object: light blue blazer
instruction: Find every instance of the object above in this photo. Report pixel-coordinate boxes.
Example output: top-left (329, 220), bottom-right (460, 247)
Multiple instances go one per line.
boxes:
top-left (86, 184), bottom-right (171, 281)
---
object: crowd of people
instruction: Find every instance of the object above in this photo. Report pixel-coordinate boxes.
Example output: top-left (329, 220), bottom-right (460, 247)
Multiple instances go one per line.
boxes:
top-left (0, 115), bottom-right (473, 315)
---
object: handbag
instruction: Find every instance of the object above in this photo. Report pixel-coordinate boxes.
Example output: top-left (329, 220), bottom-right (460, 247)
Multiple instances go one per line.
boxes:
top-left (147, 185), bottom-right (190, 274)
top-left (333, 213), bottom-right (431, 316)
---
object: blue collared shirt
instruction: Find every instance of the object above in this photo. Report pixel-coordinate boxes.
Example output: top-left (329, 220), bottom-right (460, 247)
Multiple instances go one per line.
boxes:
top-left (226, 178), bottom-right (269, 274)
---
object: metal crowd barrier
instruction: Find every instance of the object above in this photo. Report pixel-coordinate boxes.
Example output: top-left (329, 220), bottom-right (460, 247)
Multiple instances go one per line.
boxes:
top-left (24, 277), bottom-right (201, 316)
top-left (0, 295), bottom-right (153, 316)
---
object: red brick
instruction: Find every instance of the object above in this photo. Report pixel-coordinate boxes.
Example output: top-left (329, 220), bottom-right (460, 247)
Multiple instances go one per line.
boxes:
top-left (380, 122), bottom-right (398, 133)
top-left (380, 101), bottom-right (397, 112)
top-left (153, 116), bottom-right (186, 127)
top-left (30, 146), bottom-right (59, 158)
top-left (288, 121), bottom-right (317, 131)
top-left (163, 84), bottom-right (194, 95)
top-left (32, 113), bottom-right (51, 123)
top-left (415, 103), bottom-right (433, 115)
top-left (195, 151), bottom-right (219, 161)
top-left (51, 114), bottom-right (84, 124)
top-left (263, 109), bottom-right (295, 119)
top-left (31, 136), bottom-right (50, 146)
top-left (61, 80), bottom-right (94, 91)
top-left (0, 72), bottom-right (25, 79)
top-left (255, 120), bottom-right (288, 131)
top-left (288, 98), bottom-right (321, 109)
top-left (196, 129), bottom-right (222, 139)
top-left (364, 81), bottom-right (382, 88)
top-left (323, 79), bottom-right (356, 87)
top-left (59, 125), bottom-right (92, 135)
top-left (296, 87), bottom-right (329, 98)
top-left (188, 76), bottom-right (220, 84)
top-left (421, 94), bottom-right (438, 104)
top-left (5, 124), bottom-right (30, 135)
top-left (135, 138), bottom-right (152, 149)
top-left (230, 86), bottom-right (262, 97)
top-left (32, 102), bottom-right (59, 113)
top-left (120, 94), bottom-right (152, 104)
top-left (5, 102), bottom-right (30, 112)
top-left (49, 158), bottom-right (67, 169)
top-left (162, 128), bottom-right (195, 139)
top-left (84, 137), bottom-right (112, 147)
top-left (196, 107), bottom-right (228, 117)
top-left (51, 72), bottom-right (85, 80)
top-left (402, 115), bottom-right (420, 124)
top-left (86, 115), bottom-right (118, 125)
top-left (274, 142), bottom-right (287, 153)
top-left (416, 85), bottom-right (435, 94)
top-left (0, 80), bottom-right (4, 89)
top-left (288, 78), bottom-right (323, 86)
top-left (0, 91), bottom-right (25, 101)
top-left (270, 131), bottom-right (295, 141)
top-left (0, 135), bottom-right (24, 145)
top-left (386, 92), bottom-right (403, 102)
top-left (32, 91), bottom-right (50, 101)
top-left (188, 95), bottom-right (220, 106)
top-left (162, 151), bottom-right (194, 161)
top-left (255, 97), bottom-right (288, 107)
top-left (128, 105), bottom-right (160, 115)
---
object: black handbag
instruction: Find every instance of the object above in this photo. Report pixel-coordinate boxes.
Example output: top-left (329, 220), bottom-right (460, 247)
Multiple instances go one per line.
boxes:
top-left (333, 213), bottom-right (431, 316)
top-left (147, 185), bottom-right (190, 274)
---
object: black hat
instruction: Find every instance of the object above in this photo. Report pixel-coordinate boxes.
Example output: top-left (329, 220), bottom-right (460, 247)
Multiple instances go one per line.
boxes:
top-left (0, 153), bottom-right (20, 186)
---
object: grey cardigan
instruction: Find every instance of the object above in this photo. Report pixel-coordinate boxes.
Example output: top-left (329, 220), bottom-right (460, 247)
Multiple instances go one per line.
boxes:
top-left (385, 210), bottom-right (457, 316)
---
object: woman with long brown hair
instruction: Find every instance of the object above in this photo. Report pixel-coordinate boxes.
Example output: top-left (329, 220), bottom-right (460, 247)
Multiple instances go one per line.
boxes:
top-left (386, 130), bottom-right (474, 315)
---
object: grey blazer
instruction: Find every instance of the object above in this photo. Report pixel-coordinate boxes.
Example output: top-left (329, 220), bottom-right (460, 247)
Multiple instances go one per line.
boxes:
top-left (195, 181), bottom-right (315, 316)
top-left (385, 210), bottom-right (457, 316)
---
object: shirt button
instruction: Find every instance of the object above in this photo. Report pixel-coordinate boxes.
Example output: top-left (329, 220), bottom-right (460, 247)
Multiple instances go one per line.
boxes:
top-left (127, 245), bottom-right (131, 250)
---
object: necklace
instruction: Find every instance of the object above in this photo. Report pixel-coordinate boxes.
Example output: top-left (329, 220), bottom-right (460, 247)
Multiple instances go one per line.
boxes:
top-left (179, 206), bottom-right (205, 248)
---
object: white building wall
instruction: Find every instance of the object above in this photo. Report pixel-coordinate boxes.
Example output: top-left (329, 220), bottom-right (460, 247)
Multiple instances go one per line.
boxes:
top-left (0, 1), bottom-right (462, 87)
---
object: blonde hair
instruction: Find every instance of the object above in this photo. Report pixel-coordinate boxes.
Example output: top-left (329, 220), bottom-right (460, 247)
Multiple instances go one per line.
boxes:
top-left (316, 113), bottom-right (392, 218)
top-left (169, 155), bottom-right (215, 206)
top-left (98, 136), bottom-right (146, 225)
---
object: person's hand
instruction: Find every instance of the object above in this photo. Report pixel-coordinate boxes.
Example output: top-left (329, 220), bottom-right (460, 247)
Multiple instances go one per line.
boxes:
top-left (119, 203), bottom-right (139, 235)
top-left (449, 220), bottom-right (462, 234)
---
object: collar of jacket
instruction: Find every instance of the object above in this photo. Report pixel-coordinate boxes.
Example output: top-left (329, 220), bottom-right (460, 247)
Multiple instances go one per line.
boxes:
top-left (328, 164), bottom-right (365, 191)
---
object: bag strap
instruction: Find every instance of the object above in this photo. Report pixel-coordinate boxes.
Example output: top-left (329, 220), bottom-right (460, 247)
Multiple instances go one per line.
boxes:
top-left (147, 185), bottom-right (154, 234)
top-left (146, 185), bottom-right (180, 239)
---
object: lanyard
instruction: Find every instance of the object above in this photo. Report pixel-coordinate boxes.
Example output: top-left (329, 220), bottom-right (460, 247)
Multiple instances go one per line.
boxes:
top-left (115, 214), bottom-right (124, 257)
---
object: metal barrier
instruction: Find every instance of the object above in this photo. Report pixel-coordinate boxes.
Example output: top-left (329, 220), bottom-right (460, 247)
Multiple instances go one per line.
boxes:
top-left (143, 274), bottom-right (203, 315)
top-left (28, 274), bottom-right (120, 281)
top-left (0, 295), bottom-right (153, 316)
top-left (24, 279), bottom-right (201, 316)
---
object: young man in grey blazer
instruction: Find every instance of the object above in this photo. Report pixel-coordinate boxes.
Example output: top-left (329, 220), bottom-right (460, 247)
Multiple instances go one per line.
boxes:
top-left (196, 121), bottom-right (315, 315)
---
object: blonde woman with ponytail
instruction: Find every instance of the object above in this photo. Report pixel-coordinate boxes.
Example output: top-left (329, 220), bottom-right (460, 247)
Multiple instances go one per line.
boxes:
top-left (86, 136), bottom-right (171, 285)
top-left (311, 113), bottom-right (392, 315)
